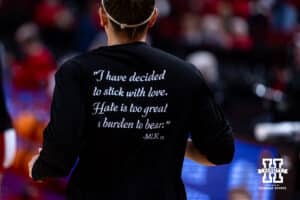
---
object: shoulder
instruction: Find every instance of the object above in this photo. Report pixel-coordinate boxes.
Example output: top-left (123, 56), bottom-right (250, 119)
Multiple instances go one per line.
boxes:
top-left (148, 46), bottom-right (189, 65)
top-left (150, 46), bottom-right (200, 73)
top-left (56, 51), bottom-right (95, 76)
top-left (55, 56), bottom-right (86, 82)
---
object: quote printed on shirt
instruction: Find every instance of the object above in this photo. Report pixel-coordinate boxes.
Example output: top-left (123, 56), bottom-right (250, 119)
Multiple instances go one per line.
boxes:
top-left (91, 69), bottom-right (171, 141)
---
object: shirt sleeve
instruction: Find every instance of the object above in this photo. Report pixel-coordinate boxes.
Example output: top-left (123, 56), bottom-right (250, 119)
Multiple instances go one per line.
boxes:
top-left (189, 71), bottom-right (235, 165)
top-left (32, 60), bottom-right (86, 180)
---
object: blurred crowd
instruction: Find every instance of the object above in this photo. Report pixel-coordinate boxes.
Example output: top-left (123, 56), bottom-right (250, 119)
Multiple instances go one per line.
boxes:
top-left (0, 0), bottom-right (299, 93)
top-left (0, 0), bottom-right (300, 55)
top-left (155, 0), bottom-right (300, 50)
top-left (0, 0), bottom-right (300, 199)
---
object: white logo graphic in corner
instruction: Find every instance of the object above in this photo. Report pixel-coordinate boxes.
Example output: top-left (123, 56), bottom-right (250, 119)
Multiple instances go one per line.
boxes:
top-left (258, 158), bottom-right (288, 184)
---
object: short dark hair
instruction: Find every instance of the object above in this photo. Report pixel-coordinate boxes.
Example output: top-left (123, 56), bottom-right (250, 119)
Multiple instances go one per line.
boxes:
top-left (102, 0), bottom-right (155, 39)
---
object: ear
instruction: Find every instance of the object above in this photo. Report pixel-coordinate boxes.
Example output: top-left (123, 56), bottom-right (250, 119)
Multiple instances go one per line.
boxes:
top-left (148, 8), bottom-right (158, 28)
top-left (98, 7), bottom-right (108, 28)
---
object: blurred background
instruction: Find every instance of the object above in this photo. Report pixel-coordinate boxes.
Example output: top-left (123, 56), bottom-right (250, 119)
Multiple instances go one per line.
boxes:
top-left (0, 0), bottom-right (300, 199)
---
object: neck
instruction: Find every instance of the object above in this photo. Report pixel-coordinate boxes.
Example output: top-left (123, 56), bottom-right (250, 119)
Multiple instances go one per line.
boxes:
top-left (106, 29), bottom-right (147, 46)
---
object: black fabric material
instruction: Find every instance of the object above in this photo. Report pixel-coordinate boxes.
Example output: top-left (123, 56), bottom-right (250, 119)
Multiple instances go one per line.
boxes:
top-left (0, 57), bottom-right (12, 132)
top-left (32, 42), bottom-right (234, 200)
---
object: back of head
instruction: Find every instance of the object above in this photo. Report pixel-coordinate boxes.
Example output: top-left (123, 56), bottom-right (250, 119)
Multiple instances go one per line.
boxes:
top-left (101, 0), bottom-right (156, 39)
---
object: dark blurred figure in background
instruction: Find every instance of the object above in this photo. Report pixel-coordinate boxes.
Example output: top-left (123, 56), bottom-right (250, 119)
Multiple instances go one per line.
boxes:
top-left (0, 43), bottom-right (16, 194)
top-left (272, 0), bottom-right (298, 33)
top-left (266, 31), bottom-right (300, 122)
top-left (285, 32), bottom-right (300, 121)
top-left (74, 0), bottom-right (102, 51)
top-left (289, 31), bottom-right (300, 200)
top-left (11, 23), bottom-right (56, 91)
top-left (34, 0), bottom-right (75, 56)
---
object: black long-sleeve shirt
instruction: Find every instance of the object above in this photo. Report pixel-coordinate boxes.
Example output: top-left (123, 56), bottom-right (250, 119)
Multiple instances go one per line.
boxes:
top-left (32, 42), bottom-right (234, 200)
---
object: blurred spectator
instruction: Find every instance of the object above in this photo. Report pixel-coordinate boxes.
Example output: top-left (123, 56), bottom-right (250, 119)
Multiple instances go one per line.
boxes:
top-left (75, 0), bottom-right (101, 51)
top-left (272, 0), bottom-right (298, 33)
top-left (231, 0), bottom-right (251, 19)
top-left (156, 0), bottom-right (171, 18)
top-left (263, 31), bottom-right (300, 122)
top-left (181, 13), bottom-right (202, 46)
top-left (248, 0), bottom-right (272, 49)
top-left (284, 31), bottom-right (300, 121)
top-left (11, 23), bottom-right (56, 91)
top-left (34, 0), bottom-right (74, 32)
top-left (195, 0), bottom-right (220, 15)
top-left (252, 0), bottom-right (275, 15)
top-left (200, 14), bottom-right (231, 48)
top-left (0, 43), bottom-right (16, 197)
top-left (187, 51), bottom-right (219, 85)
top-left (187, 51), bottom-right (223, 103)
top-left (34, 0), bottom-right (75, 56)
top-left (229, 17), bottom-right (253, 50)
